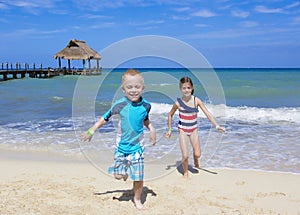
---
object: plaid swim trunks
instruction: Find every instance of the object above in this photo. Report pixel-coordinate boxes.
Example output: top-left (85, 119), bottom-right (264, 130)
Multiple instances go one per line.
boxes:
top-left (108, 148), bottom-right (144, 181)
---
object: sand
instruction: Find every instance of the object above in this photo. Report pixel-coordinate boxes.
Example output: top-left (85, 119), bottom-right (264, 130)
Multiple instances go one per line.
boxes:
top-left (0, 150), bottom-right (299, 215)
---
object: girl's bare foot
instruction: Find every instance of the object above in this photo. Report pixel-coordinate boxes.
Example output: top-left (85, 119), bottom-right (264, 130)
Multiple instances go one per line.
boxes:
top-left (194, 158), bottom-right (200, 169)
top-left (134, 198), bottom-right (144, 210)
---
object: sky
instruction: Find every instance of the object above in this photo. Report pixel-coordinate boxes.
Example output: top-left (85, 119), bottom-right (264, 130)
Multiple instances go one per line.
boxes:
top-left (0, 0), bottom-right (300, 68)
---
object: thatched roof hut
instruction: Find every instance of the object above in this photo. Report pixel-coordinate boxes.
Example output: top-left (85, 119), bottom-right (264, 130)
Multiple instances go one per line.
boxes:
top-left (53, 39), bottom-right (101, 73)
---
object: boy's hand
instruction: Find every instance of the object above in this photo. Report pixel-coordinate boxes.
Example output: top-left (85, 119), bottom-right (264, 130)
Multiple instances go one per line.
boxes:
top-left (148, 125), bottom-right (156, 146)
top-left (150, 128), bottom-right (156, 145)
top-left (81, 133), bottom-right (92, 142)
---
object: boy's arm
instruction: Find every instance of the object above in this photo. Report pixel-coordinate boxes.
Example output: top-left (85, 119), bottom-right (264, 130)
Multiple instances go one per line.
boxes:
top-left (82, 116), bottom-right (107, 142)
top-left (144, 119), bottom-right (156, 145)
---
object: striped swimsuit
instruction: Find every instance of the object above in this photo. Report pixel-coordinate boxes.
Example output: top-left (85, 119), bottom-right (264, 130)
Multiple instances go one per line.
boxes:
top-left (177, 96), bottom-right (199, 135)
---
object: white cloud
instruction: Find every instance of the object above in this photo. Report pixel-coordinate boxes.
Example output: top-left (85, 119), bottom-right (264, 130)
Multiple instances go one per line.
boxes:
top-left (80, 14), bottom-right (113, 19)
top-left (0, 0), bottom-right (61, 15)
top-left (191, 9), bottom-right (217, 18)
top-left (13, 1), bottom-right (39, 8)
top-left (90, 22), bottom-right (115, 29)
top-left (195, 23), bottom-right (209, 28)
top-left (255, 2), bottom-right (300, 15)
top-left (255, 5), bottom-right (283, 14)
top-left (182, 27), bottom-right (299, 41)
top-left (291, 16), bottom-right (300, 25)
top-left (285, 2), bottom-right (300, 9)
top-left (2, 28), bottom-right (66, 37)
top-left (7, 0), bottom-right (55, 9)
top-left (174, 7), bottom-right (190, 12)
top-left (171, 15), bottom-right (190, 21)
top-left (0, 3), bottom-right (8, 9)
top-left (129, 20), bottom-right (165, 26)
top-left (240, 21), bottom-right (259, 28)
top-left (231, 10), bottom-right (249, 18)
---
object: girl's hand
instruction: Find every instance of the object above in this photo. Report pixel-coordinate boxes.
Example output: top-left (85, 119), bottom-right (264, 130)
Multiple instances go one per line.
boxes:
top-left (216, 125), bottom-right (226, 133)
top-left (166, 129), bottom-right (172, 138)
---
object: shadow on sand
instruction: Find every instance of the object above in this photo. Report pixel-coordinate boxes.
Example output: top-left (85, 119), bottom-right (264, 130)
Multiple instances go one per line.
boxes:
top-left (94, 186), bottom-right (157, 204)
top-left (166, 161), bottom-right (218, 175)
top-left (94, 161), bottom-right (216, 207)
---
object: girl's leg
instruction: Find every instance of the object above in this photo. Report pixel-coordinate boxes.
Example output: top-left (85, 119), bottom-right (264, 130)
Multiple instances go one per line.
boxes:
top-left (189, 129), bottom-right (201, 168)
top-left (179, 130), bottom-right (189, 177)
top-left (133, 181), bottom-right (144, 209)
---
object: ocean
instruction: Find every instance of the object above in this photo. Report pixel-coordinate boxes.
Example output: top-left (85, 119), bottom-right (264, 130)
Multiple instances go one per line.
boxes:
top-left (0, 68), bottom-right (299, 175)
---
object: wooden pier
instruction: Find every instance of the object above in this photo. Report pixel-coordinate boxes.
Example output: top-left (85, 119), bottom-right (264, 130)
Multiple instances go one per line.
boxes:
top-left (0, 68), bottom-right (59, 81)
top-left (0, 66), bottom-right (102, 81)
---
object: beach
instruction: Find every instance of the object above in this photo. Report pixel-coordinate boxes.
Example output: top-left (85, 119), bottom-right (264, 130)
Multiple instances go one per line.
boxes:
top-left (1, 68), bottom-right (300, 214)
top-left (0, 149), bottom-right (299, 215)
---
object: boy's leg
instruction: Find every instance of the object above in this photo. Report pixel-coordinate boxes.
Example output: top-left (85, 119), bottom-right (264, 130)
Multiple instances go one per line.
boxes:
top-left (114, 173), bottom-right (128, 181)
top-left (109, 150), bottom-right (128, 180)
top-left (114, 158), bottom-right (129, 181)
top-left (190, 130), bottom-right (201, 168)
top-left (179, 130), bottom-right (189, 177)
top-left (129, 149), bottom-right (145, 209)
top-left (133, 181), bottom-right (144, 209)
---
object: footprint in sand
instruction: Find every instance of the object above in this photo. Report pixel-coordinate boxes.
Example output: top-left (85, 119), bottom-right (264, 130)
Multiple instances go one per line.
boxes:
top-left (235, 181), bottom-right (245, 186)
top-left (256, 192), bottom-right (286, 198)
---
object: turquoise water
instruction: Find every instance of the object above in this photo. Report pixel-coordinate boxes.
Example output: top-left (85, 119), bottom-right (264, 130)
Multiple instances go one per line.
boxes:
top-left (0, 68), bottom-right (299, 173)
top-left (217, 68), bottom-right (300, 107)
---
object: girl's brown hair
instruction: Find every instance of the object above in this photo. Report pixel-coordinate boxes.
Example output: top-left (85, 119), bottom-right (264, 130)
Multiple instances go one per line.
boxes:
top-left (179, 77), bottom-right (194, 95)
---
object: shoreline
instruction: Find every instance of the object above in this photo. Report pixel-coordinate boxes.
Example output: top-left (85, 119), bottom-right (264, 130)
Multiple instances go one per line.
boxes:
top-left (0, 149), bottom-right (299, 214)
top-left (1, 148), bottom-right (299, 175)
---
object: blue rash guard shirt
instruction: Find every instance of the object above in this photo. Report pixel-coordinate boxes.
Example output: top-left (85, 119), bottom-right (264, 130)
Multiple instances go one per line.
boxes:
top-left (102, 96), bottom-right (151, 154)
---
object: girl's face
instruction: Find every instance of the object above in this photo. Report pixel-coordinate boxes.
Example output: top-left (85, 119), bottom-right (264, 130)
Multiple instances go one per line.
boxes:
top-left (122, 75), bottom-right (144, 102)
top-left (180, 82), bottom-right (193, 97)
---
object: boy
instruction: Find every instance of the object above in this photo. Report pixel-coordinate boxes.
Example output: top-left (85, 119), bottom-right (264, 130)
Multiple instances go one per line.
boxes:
top-left (82, 69), bottom-right (156, 209)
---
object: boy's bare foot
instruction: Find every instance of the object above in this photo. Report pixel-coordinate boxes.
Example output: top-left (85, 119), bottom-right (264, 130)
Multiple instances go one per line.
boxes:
top-left (134, 198), bottom-right (144, 210)
top-left (114, 174), bottom-right (123, 180)
top-left (114, 174), bottom-right (128, 181)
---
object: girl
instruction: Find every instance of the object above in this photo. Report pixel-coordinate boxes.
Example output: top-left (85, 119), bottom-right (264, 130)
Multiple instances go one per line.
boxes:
top-left (166, 77), bottom-right (225, 177)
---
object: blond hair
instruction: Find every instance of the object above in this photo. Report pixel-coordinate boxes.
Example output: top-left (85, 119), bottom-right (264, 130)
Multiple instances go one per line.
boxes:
top-left (122, 68), bottom-right (144, 85)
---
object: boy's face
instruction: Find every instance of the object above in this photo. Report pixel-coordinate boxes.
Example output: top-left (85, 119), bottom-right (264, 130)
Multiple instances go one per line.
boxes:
top-left (122, 75), bottom-right (144, 102)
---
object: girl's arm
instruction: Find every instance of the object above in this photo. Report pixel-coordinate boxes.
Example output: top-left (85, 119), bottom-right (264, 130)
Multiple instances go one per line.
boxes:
top-left (144, 119), bottom-right (156, 145)
top-left (166, 102), bottom-right (179, 138)
top-left (82, 116), bottom-right (107, 142)
top-left (196, 97), bottom-right (225, 133)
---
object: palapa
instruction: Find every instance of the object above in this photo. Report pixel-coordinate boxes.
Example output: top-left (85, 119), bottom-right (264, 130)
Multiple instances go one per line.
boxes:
top-left (53, 39), bottom-right (101, 74)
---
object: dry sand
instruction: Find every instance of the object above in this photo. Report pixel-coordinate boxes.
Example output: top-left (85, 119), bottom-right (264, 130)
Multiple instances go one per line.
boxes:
top-left (0, 150), bottom-right (299, 215)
